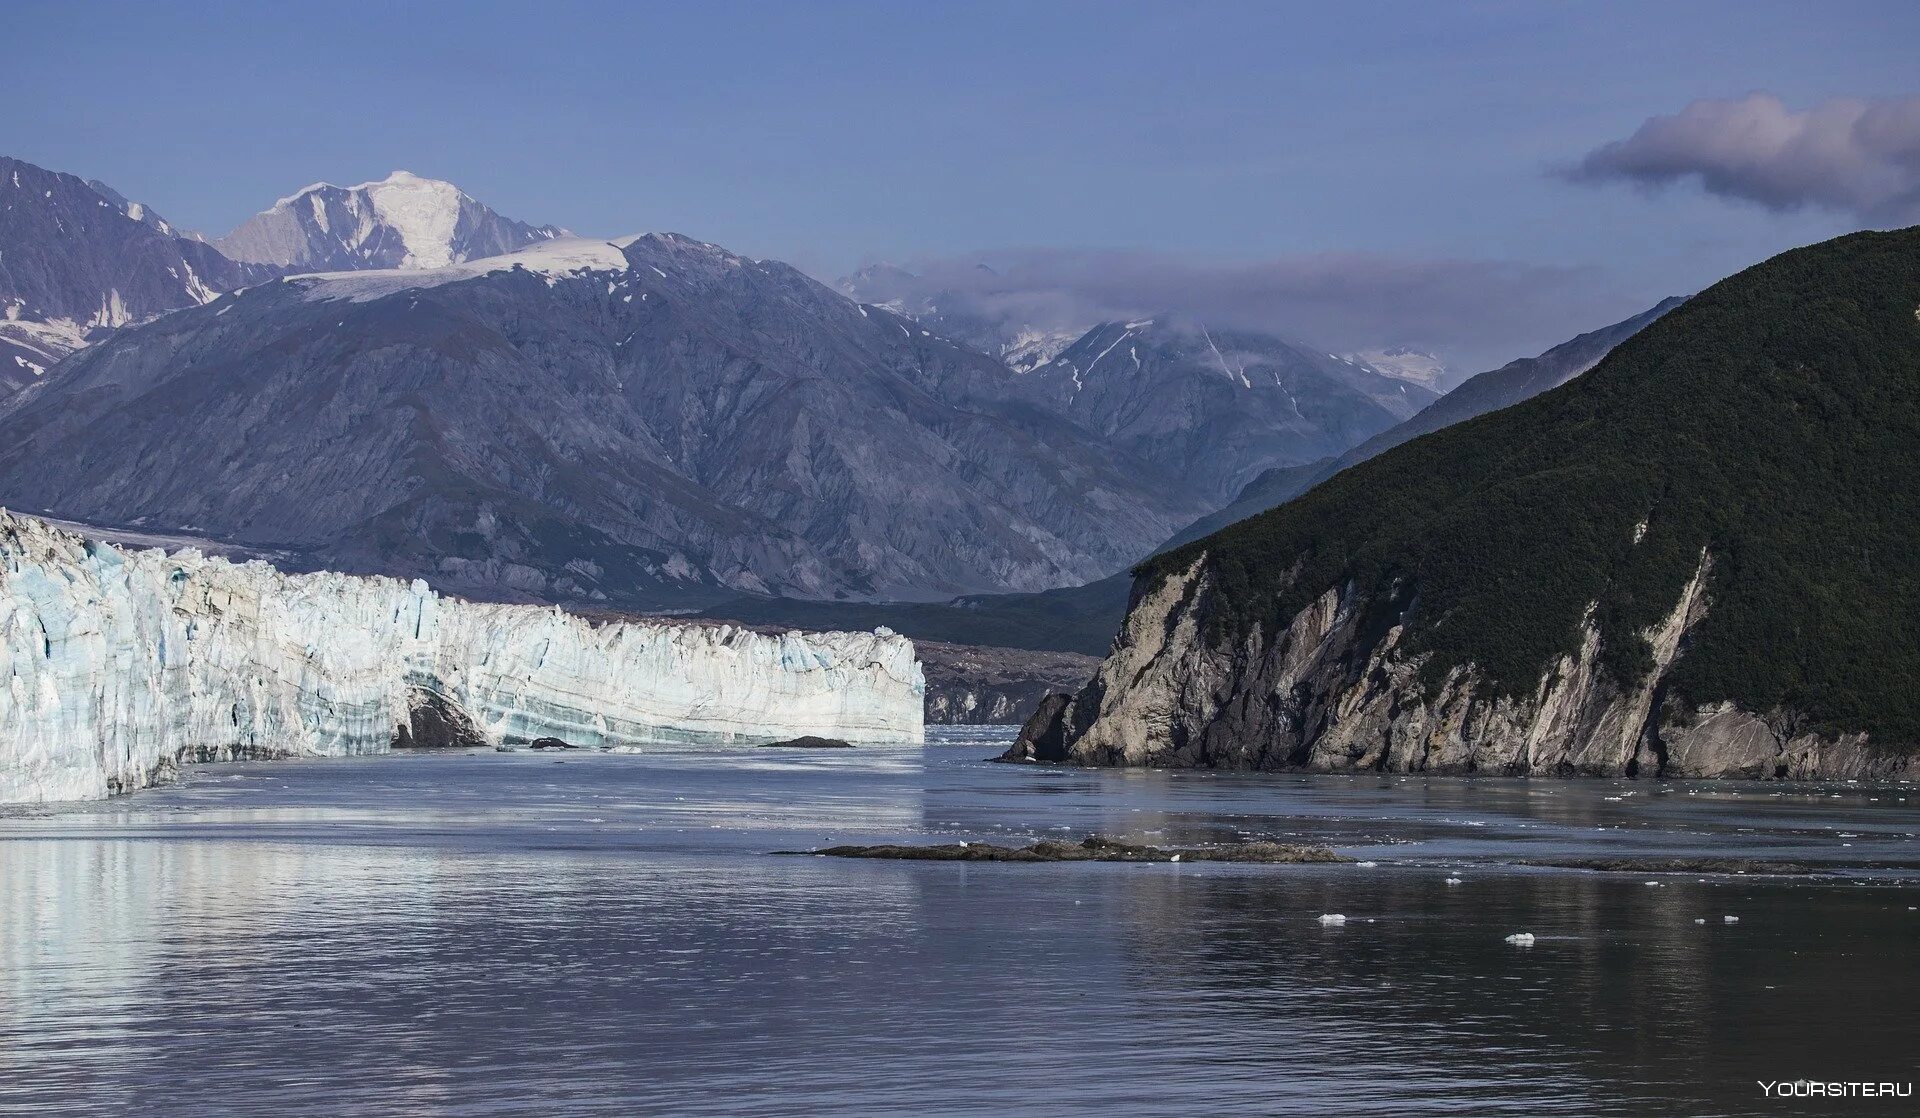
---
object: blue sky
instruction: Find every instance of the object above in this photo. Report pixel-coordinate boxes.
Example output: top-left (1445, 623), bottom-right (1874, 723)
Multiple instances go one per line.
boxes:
top-left (9, 0), bottom-right (1916, 367)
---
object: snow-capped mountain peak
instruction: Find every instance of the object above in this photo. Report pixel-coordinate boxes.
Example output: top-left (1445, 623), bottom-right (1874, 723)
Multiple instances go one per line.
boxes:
top-left (217, 171), bottom-right (567, 273)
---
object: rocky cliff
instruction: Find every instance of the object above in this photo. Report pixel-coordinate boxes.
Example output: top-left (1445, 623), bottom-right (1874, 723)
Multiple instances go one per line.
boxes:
top-left (0, 510), bottom-right (922, 804)
top-left (1005, 558), bottom-right (1913, 779)
top-left (1007, 228), bottom-right (1920, 782)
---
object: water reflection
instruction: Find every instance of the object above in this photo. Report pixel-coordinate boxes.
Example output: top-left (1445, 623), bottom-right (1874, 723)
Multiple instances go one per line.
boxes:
top-left (0, 738), bottom-right (1913, 1116)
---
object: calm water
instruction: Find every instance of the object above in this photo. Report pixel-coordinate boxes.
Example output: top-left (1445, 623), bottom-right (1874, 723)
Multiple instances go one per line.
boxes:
top-left (2, 727), bottom-right (1916, 1116)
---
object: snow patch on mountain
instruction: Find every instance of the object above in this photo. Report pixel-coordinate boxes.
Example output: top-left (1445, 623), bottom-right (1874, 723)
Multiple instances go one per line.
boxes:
top-left (1347, 346), bottom-right (1452, 390)
top-left (1003, 326), bottom-right (1083, 373)
top-left (286, 236), bottom-right (641, 303)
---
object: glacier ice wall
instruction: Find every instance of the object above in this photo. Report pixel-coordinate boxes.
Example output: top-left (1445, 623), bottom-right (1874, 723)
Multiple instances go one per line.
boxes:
top-left (0, 510), bottom-right (923, 804)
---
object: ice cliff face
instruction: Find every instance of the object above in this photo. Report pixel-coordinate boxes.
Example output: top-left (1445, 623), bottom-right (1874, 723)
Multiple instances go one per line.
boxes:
top-left (0, 510), bottom-right (922, 804)
top-left (1006, 557), bottom-right (1916, 781)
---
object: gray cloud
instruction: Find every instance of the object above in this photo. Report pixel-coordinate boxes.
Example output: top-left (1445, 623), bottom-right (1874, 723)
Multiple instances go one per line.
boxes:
top-left (845, 248), bottom-right (1639, 373)
top-left (1564, 93), bottom-right (1920, 225)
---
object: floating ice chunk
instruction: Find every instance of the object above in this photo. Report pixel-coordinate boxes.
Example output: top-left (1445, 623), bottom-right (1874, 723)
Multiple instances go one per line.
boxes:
top-left (1694, 918), bottom-right (1707, 924)
top-left (1445, 877), bottom-right (1463, 885)
top-left (1318, 914), bottom-right (1347, 926)
top-left (1504, 933), bottom-right (1536, 946)
top-left (1723, 915), bottom-right (1741, 923)
top-left (1357, 861), bottom-right (1377, 867)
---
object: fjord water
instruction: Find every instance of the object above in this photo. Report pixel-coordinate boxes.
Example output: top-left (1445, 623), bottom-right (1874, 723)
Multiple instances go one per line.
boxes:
top-left (2, 730), bottom-right (1914, 1116)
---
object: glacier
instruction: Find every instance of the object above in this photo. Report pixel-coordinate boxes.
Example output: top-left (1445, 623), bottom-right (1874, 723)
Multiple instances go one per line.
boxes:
top-left (0, 510), bottom-right (923, 805)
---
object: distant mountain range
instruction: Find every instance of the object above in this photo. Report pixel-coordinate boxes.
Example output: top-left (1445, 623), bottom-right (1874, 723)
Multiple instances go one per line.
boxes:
top-left (0, 155), bottom-right (1459, 609)
top-left (1005, 317), bottom-right (1434, 504)
top-left (0, 231), bottom-right (1208, 605)
top-left (0, 153), bottom-right (1682, 634)
top-left (0, 161), bottom-right (560, 398)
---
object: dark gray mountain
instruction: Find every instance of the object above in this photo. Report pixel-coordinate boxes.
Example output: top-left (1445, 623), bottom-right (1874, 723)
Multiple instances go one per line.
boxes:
top-left (1002, 317), bottom-right (1435, 504)
top-left (216, 171), bottom-right (566, 272)
top-left (0, 234), bottom-right (1206, 608)
top-left (1170, 298), bottom-right (1686, 536)
top-left (0, 156), bottom-right (272, 392)
top-left (843, 267), bottom-right (1441, 502)
top-left (83, 178), bottom-right (202, 240)
top-left (701, 300), bottom-right (1687, 653)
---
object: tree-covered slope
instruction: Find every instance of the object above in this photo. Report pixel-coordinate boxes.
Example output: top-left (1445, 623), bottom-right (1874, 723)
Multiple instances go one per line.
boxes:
top-left (1142, 227), bottom-right (1920, 746)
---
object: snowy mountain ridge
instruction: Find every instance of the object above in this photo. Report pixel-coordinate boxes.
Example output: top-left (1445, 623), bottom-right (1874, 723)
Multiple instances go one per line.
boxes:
top-left (216, 170), bottom-right (567, 273)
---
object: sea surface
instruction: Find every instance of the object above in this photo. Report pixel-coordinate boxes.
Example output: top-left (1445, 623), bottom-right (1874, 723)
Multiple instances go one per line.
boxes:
top-left (2, 727), bottom-right (1916, 1116)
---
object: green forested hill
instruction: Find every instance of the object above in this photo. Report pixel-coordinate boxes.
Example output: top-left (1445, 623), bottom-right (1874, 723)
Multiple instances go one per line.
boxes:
top-left (1144, 227), bottom-right (1920, 745)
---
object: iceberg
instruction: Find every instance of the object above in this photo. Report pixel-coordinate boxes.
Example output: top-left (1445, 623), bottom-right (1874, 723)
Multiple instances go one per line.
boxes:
top-left (0, 510), bottom-right (923, 804)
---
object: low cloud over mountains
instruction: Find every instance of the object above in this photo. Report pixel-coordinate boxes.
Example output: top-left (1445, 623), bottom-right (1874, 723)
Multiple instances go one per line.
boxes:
top-left (843, 247), bottom-right (1630, 373)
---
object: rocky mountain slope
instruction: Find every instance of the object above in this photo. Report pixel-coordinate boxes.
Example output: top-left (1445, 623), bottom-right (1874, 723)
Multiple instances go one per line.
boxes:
top-left (216, 171), bottom-right (565, 271)
top-left (0, 509), bottom-right (922, 804)
top-left (0, 234), bottom-right (1204, 608)
top-left (0, 156), bottom-right (272, 393)
top-left (1004, 318), bottom-right (1434, 504)
top-left (1008, 227), bottom-right (1920, 780)
top-left (842, 267), bottom-right (1435, 499)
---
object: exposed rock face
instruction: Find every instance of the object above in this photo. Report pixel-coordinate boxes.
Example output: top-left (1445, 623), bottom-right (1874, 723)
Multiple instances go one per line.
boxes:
top-left (916, 640), bottom-right (1099, 724)
top-left (392, 688), bottom-right (487, 749)
top-left (1006, 558), bottom-right (1916, 781)
top-left (0, 510), bottom-right (922, 804)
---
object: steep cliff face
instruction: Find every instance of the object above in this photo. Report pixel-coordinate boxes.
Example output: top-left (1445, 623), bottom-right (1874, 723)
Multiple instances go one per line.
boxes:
top-left (1009, 229), bottom-right (1920, 781)
top-left (1007, 559), bottom-right (1912, 780)
top-left (0, 510), bottom-right (922, 804)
